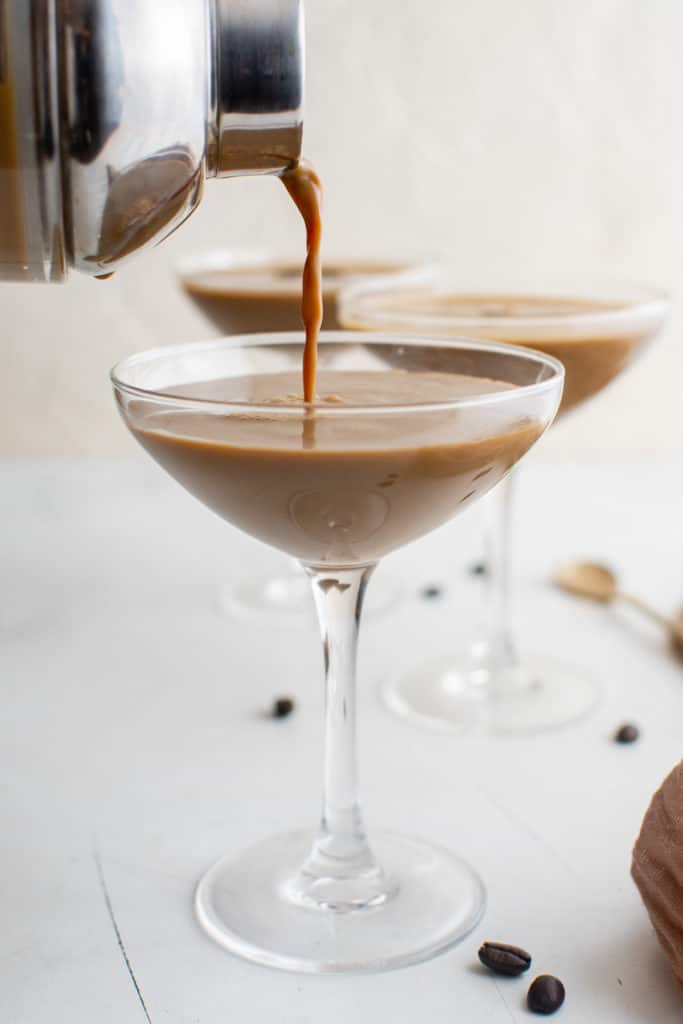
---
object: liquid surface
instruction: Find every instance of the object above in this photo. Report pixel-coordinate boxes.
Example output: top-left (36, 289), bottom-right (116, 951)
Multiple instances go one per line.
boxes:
top-left (127, 369), bottom-right (543, 567)
top-left (183, 259), bottom-right (409, 300)
top-left (348, 292), bottom-right (657, 414)
top-left (182, 257), bottom-right (409, 341)
top-left (378, 293), bottom-right (626, 320)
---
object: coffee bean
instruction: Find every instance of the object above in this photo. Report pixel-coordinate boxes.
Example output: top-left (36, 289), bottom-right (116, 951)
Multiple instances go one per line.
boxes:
top-left (478, 941), bottom-right (531, 977)
top-left (614, 723), bottom-right (639, 744)
top-left (527, 974), bottom-right (565, 1014)
top-left (469, 561), bottom-right (488, 576)
top-left (272, 697), bottom-right (295, 719)
top-left (421, 584), bottom-right (443, 600)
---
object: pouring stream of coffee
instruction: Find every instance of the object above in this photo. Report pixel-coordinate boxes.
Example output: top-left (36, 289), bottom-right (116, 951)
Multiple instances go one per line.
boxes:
top-left (281, 160), bottom-right (323, 403)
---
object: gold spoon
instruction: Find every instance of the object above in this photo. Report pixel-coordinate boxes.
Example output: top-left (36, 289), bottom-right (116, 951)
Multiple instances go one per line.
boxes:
top-left (553, 561), bottom-right (683, 659)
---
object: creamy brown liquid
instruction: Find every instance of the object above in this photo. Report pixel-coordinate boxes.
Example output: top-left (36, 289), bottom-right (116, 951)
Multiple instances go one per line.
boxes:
top-left (280, 161), bottom-right (323, 402)
top-left (182, 259), bottom-right (408, 335)
top-left (360, 293), bottom-right (655, 415)
top-left (129, 369), bottom-right (542, 567)
top-left (182, 160), bottom-right (326, 401)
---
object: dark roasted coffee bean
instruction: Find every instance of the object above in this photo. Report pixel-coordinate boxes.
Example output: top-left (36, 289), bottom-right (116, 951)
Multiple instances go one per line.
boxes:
top-left (614, 723), bottom-right (639, 744)
top-left (421, 584), bottom-right (443, 600)
top-left (469, 561), bottom-right (488, 576)
top-left (478, 941), bottom-right (531, 977)
top-left (272, 697), bottom-right (295, 719)
top-left (527, 975), bottom-right (565, 1014)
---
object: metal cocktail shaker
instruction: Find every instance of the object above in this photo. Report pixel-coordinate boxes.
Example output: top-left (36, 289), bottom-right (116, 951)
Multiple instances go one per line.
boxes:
top-left (0, 0), bottom-right (304, 282)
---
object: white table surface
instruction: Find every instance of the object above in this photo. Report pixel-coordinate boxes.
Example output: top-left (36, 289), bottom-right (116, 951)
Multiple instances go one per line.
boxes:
top-left (3, 455), bottom-right (683, 1023)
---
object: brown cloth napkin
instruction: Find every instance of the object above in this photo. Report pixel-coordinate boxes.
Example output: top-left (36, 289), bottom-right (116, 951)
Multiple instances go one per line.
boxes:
top-left (632, 758), bottom-right (683, 986)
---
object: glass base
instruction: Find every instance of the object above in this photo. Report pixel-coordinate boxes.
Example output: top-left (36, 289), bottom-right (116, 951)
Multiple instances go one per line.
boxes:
top-left (384, 653), bottom-right (601, 735)
top-left (195, 830), bottom-right (485, 974)
top-left (220, 571), bottom-right (403, 621)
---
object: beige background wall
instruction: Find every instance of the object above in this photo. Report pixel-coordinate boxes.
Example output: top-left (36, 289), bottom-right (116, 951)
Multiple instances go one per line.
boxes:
top-left (1, 0), bottom-right (680, 457)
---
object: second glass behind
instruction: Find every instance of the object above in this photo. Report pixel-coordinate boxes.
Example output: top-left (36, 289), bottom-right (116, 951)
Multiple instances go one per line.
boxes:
top-left (339, 267), bottom-right (669, 734)
top-left (180, 253), bottom-right (418, 619)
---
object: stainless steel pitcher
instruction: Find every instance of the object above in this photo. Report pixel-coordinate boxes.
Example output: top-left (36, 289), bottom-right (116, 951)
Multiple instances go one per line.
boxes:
top-left (0, 0), bottom-right (304, 282)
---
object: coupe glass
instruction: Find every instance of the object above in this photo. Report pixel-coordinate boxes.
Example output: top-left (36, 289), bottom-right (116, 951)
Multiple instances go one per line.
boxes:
top-left (111, 331), bottom-right (562, 973)
top-left (179, 252), bottom-right (417, 621)
top-left (339, 268), bottom-right (669, 734)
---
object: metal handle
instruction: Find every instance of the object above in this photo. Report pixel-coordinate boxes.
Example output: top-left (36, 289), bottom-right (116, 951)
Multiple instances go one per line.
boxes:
top-left (0, 0), bottom-right (64, 282)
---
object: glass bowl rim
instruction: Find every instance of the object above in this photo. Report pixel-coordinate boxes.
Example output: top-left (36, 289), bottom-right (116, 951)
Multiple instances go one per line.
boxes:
top-left (110, 331), bottom-right (564, 418)
top-left (337, 266), bottom-right (671, 339)
top-left (176, 250), bottom-right (426, 297)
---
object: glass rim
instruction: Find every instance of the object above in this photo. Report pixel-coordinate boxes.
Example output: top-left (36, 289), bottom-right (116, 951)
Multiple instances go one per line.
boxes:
top-left (176, 250), bottom-right (426, 296)
top-left (338, 266), bottom-right (671, 338)
top-left (110, 331), bottom-right (564, 418)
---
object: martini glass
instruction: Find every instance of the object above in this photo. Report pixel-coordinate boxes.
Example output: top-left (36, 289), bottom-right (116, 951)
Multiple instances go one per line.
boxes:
top-left (111, 331), bottom-right (562, 973)
top-left (339, 268), bottom-right (669, 734)
top-left (179, 252), bottom-right (418, 621)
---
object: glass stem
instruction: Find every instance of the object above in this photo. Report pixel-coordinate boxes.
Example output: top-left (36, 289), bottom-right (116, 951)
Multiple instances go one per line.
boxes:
top-left (468, 472), bottom-right (521, 691)
top-left (294, 563), bottom-right (394, 912)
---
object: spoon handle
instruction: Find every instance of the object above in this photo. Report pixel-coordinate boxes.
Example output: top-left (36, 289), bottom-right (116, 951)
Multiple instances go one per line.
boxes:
top-left (618, 591), bottom-right (671, 630)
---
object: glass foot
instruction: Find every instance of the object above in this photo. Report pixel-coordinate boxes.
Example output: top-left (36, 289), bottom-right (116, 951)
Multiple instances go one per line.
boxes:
top-left (384, 653), bottom-right (601, 735)
top-left (195, 830), bottom-right (485, 974)
top-left (220, 572), bottom-right (311, 618)
top-left (220, 571), bottom-right (403, 621)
